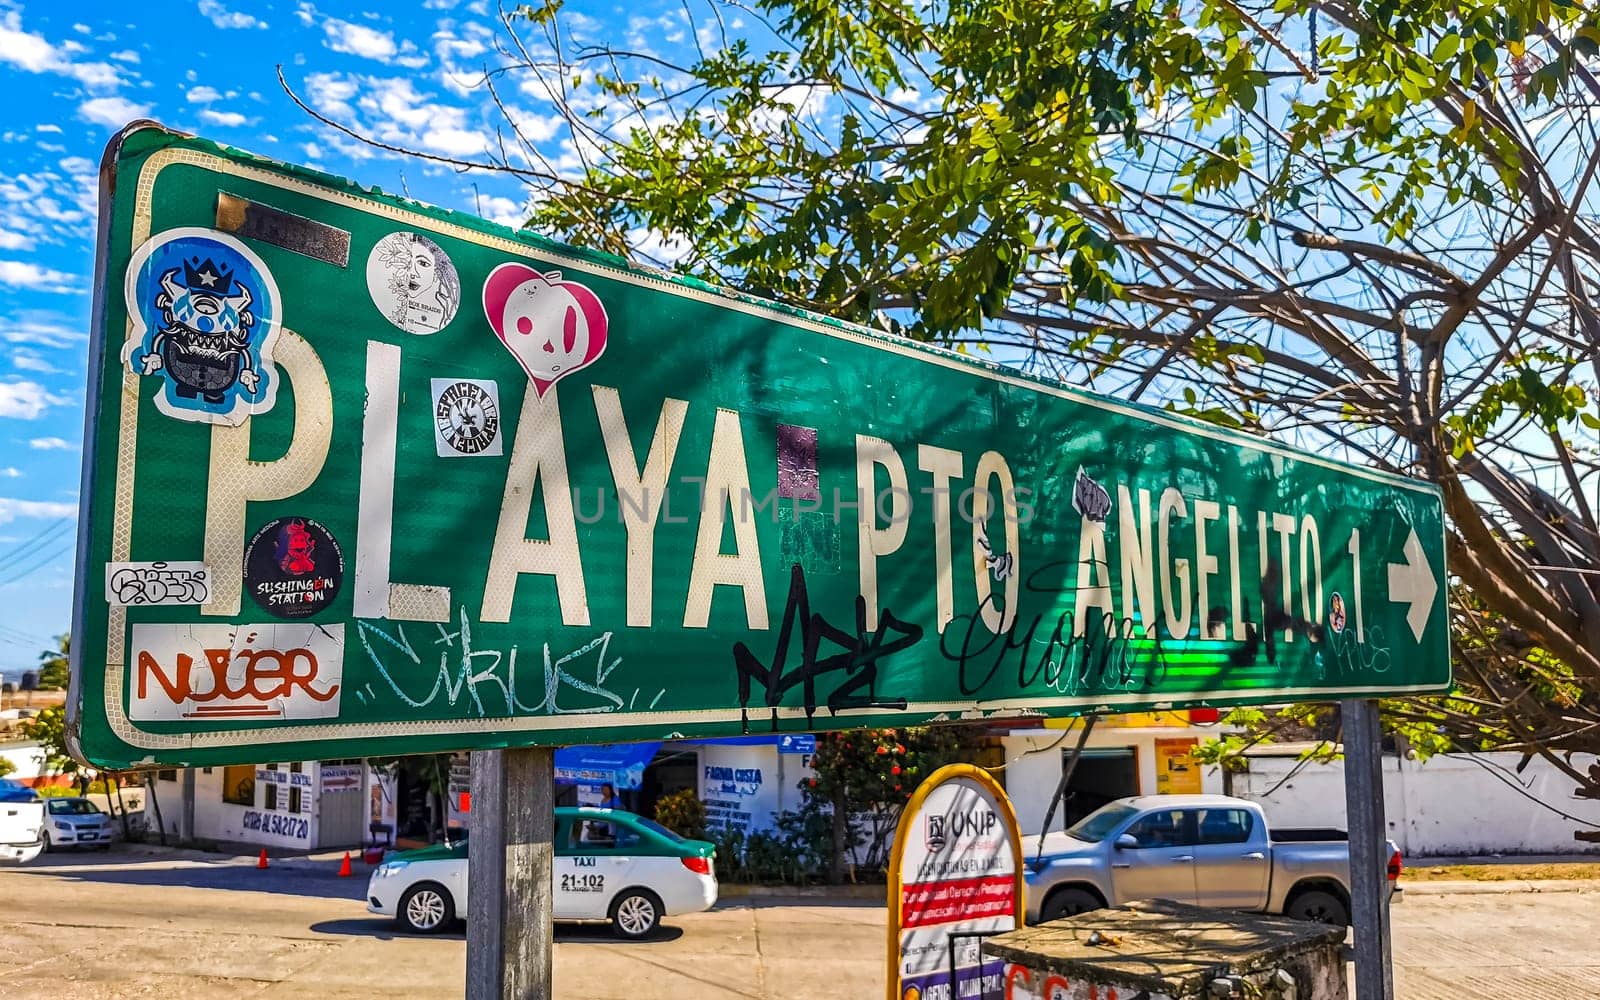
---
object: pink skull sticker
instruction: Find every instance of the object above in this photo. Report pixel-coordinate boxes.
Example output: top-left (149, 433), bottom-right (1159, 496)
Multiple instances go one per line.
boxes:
top-left (482, 262), bottom-right (609, 396)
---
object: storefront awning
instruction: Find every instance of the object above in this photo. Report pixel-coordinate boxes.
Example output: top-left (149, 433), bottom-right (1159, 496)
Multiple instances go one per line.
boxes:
top-left (553, 742), bottom-right (661, 791)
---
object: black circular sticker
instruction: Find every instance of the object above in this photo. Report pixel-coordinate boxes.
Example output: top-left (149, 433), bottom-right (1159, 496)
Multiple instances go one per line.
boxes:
top-left (244, 516), bottom-right (344, 619)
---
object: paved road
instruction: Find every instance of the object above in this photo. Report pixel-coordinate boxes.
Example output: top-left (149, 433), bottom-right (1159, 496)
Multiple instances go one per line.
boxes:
top-left (1, 848), bottom-right (1597, 998)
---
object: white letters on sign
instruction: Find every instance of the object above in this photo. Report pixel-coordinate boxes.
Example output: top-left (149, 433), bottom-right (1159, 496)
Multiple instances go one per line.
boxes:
top-left (128, 622), bottom-right (344, 723)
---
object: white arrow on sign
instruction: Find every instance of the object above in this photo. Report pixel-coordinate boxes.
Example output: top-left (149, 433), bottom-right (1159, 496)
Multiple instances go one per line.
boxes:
top-left (1387, 528), bottom-right (1437, 642)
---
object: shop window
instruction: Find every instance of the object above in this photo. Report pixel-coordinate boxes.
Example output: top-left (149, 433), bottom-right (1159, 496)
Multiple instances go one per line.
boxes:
top-left (264, 783), bottom-right (278, 812)
top-left (289, 787), bottom-right (302, 814)
top-left (156, 769), bottom-right (177, 782)
top-left (289, 761), bottom-right (302, 773)
top-left (221, 765), bottom-right (255, 806)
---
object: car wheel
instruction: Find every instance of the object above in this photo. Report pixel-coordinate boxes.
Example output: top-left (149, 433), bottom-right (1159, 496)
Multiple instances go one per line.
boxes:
top-left (1285, 888), bottom-right (1350, 926)
top-left (41, 831), bottom-right (51, 853)
top-left (1040, 887), bottom-right (1103, 923)
top-left (610, 889), bottom-right (662, 940)
top-left (398, 882), bottom-right (455, 934)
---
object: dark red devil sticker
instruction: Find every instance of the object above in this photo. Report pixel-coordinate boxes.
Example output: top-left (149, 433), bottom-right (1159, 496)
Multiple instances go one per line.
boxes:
top-left (244, 516), bottom-right (345, 620)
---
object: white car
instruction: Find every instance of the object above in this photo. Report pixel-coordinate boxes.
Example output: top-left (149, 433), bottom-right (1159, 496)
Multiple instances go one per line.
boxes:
top-left (42, 797), bottom-right (115, 851)
top-left (366, 807), bottom-right (718, 938)
top-left (0, 780), bottom-right (45, 864)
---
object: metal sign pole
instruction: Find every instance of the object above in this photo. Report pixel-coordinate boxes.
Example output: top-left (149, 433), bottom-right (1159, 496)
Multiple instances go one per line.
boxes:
top-left (1342, 699), bottom-right (1394, 1000)
top-left (467, 748), bottom-right (555, 1000)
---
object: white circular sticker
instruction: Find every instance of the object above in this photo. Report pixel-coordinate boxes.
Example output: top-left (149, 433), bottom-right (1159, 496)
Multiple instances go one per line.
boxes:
top-left (366, 231), bottom-right (461, 334)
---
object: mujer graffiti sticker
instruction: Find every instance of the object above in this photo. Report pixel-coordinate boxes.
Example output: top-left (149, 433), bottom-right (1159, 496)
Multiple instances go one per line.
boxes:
top-left (122, 227), bottom-right (281, 426)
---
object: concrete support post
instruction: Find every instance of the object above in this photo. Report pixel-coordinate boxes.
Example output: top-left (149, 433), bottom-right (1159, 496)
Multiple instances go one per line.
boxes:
top-left (179, 768), bottom-right (196, 843)
top-left (1342, 699), bottom-right (1394, 1000)
top-left (466, 747), bottom-right (555, 1000)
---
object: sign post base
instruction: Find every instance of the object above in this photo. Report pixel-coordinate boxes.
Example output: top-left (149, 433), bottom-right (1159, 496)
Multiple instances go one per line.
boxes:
top-left (467, 747), bottom-right (554, 1000)
top-left (1342, 699), bottom-right (1395, 1000)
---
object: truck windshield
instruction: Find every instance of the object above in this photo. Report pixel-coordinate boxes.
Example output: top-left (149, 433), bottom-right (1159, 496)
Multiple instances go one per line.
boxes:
top-left (1065, 804), bottom-right (1139, 843)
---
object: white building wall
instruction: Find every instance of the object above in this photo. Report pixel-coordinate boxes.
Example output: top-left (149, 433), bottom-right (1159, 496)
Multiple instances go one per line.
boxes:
top-left (1001, 726), bottom-right (1228, 836)
top-left (155, 762), bottom-right (320, 849)
top-left (0, 741), bottom-right (45, 781)
top-left (1234, 752), bottom-right (1600, 857)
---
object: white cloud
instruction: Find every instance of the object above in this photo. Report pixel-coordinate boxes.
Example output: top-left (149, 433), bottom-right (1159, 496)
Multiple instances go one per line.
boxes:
top-left (310, 74), bottom-right (492, 159)
top-left (0, 468), bottom-right (20, 478)
top-left (79, 96), bottom-right (151, 128)
top-left (477, 194), bottom-right (524, 228)
top-left (422, 126), bottom-right (489, 156)
top-left (35, 124), bottom-right (61, 134)
top-left (441, 69), bottom-right (482, 96)
top-left (324, 17), bottom-right (399, 61)
top-left (0, 497), bottom-right (76, 523)
top-left (187, 84), bottom-right (222, 103)
top-left (306, 72), bottom-right (359, 118)
top-left (504, 106), bottom-right (561, 143)
top-left (433, 23), bottom-right (487, 60)
top-left (198, 0), bottom-right (267, 30)
top-left (27, 437), bottom-right (75, 451)
top-left (629, 227), bottom-right (692, 266)
top-left (110, 49), bottom-right (139, 63)
top-left (0, 230), bottom-right (32, 251)
top-left (0, 314), bottom-right (83, 349)
top-left (0, 381), bottom-right (67, 420)
top-left (0, 11), bottom-right (122, 90)
top-left (0, 262), bottom-right (74, 293)
top-left (10, 352), bottom-right (60, 374)
top-left (302, 141), bottom-right (323, 161)
top-left (200, 109), bottom-right (250, 128)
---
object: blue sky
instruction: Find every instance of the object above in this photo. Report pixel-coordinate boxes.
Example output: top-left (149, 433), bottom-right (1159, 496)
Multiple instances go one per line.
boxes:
top-left (0, 0), bottom-right (690, 674)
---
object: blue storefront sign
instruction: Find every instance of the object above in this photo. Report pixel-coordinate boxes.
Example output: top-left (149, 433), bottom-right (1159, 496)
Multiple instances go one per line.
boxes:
top-left (553, 742), bottom-right (661, 790)
top-left (778, 734), bottom-right (817, 755)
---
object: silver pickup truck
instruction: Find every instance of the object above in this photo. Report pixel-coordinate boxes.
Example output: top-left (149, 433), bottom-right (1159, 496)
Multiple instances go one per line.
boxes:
top-left (1022, 794), bottom-right (1400, 926)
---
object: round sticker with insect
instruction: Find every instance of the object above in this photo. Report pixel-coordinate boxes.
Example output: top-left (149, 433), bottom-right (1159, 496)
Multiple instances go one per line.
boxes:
top-left (367, 231), bottom-right (462, 335)
top-left (122, 228), bottom-right (281, 426)
top-left (1329, 593), bottom-right (1348, 635)
top-left (244, 517), bottom-right (345, 620)
top-left (432, 378), bottom-right (502, 457)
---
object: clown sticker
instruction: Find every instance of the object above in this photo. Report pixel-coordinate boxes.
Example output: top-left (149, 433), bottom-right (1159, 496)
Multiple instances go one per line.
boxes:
top-left (482, 262), bottom-right (609, 397)
top-left (122, 228), bottom-right (281, 426)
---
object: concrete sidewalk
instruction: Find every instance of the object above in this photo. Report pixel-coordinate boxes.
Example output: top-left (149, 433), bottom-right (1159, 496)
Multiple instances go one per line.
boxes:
top-left (1403, 878), bottom-right (1600, 895)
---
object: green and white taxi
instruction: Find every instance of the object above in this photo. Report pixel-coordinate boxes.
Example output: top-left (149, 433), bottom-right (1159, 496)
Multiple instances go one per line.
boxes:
top-left (366, 807), bottom-right (718, 938)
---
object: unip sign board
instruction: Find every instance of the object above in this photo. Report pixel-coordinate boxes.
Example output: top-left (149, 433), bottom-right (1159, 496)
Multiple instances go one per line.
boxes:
top-left (888, 765), bottom-right (1023, 1000)
top-left (70, 124), bottom-right (1451, 768)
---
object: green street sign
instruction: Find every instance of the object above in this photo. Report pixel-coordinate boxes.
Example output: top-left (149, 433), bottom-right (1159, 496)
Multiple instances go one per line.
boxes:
top-left (70, 125), bottom-right (1451, 769)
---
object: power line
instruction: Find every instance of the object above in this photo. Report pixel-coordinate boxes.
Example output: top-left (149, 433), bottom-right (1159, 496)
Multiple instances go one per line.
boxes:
top-left (0, 518), bottom-right (72, 573)
top-left (0, 537), bottom-right (76, 589)
top-left (0, 623), bottom-right (49, 646)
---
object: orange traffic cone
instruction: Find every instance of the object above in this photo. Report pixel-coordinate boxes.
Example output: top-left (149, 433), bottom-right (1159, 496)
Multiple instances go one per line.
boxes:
top-left (256, 849), bottom-right (269, 869)
top-left (337, 852), bottom-right (353, 877)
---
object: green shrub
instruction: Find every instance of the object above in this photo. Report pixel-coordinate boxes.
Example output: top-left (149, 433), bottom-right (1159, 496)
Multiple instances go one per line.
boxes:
top-left (653, 788), bottom-right (707, 840)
